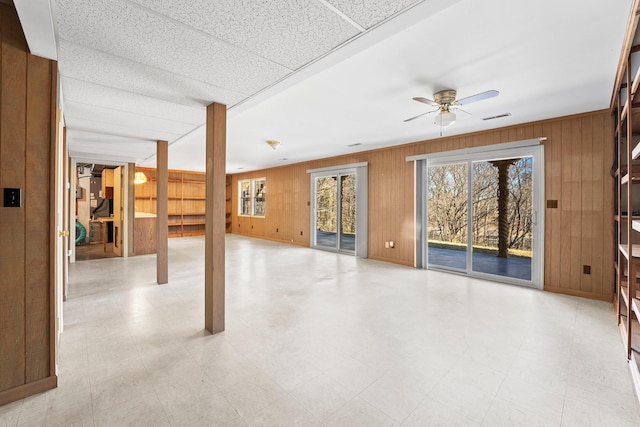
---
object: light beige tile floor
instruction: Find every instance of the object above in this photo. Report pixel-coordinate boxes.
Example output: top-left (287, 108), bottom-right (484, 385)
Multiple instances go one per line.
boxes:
top-left (1, 234), bottom-right (640, 426)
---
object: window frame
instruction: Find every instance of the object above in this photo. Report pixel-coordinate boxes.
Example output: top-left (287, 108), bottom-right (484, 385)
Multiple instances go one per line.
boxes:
top-left (238, 178), bottom-right (266, 217)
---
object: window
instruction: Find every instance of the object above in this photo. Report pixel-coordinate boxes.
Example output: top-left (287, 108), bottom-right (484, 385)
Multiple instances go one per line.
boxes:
top-left (239, 180), bottom-right (251, 216)
top-left (253, 178), bottom-right (266, 216)
top-left (238, 178), bottom-right (266, 217)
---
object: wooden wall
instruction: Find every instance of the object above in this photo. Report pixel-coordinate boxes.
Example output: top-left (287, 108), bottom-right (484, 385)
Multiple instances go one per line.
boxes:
top-left (0, 4), bottom-right (57, 405)
top-left (230, 110), bottom-right (614, 301)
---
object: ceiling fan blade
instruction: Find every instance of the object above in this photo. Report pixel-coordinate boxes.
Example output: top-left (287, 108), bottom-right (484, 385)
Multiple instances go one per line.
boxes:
top-left (404, 109), bottom-right (439, 122)
top-left (456, 90), bottom-right (499, 106)
top-left (451, 107), bottom-right (472, 119)
top-left (412, 97), bottom-right (439, 107)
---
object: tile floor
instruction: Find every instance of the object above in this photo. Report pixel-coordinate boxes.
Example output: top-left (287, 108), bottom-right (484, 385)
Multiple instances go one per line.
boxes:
top-left (1, 234), bottom-right (640, 426)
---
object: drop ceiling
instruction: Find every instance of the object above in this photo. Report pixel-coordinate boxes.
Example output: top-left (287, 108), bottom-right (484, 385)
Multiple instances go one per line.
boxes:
top-left (14, 0), bottom-right (633, 172)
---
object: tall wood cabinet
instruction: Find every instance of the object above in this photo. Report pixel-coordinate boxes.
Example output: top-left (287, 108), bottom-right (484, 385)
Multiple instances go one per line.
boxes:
top-left (614, 2), bottom-right (640, 401)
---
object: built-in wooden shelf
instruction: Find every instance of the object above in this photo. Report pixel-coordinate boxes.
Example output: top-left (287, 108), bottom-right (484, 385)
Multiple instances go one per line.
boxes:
top-left (619, 244), bottom-right (640, 261)
top-left (135, 166), bottom-right (232, 236)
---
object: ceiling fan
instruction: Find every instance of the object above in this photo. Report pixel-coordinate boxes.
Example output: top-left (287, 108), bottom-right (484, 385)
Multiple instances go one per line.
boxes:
top-left (404, 89), bottom-right (499, 127)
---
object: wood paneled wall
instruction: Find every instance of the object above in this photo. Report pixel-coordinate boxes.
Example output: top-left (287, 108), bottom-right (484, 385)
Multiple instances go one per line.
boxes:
top-left (0, 4), bottom-right (57, 405)
top-left (230, 110), bottom-right (614, 301)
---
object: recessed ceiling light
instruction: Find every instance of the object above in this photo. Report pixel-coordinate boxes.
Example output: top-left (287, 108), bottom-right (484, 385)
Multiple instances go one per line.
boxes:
top-left (482, 113), bottom-right (511, 121)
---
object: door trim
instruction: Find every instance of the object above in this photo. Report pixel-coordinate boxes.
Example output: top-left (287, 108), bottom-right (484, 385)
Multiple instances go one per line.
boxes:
top-left (415, 144), bottom-right (544, 289)
top-left (309, 163), bottom-right (368, 258)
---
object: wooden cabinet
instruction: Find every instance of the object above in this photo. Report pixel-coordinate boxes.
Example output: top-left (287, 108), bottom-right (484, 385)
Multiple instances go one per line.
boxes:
top-left (613, 14), bottom-right (640, 403)
top-left (101, 168), bottom-right (114, 198)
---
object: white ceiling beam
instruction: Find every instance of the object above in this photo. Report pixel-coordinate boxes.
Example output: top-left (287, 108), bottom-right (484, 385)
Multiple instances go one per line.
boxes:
top-left (14, 0), bottom-right (57, 60)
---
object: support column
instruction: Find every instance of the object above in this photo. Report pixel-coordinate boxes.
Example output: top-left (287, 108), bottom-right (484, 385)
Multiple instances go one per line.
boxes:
top-left (205, 102), bottom-right (226, 334)
top-left (490, 159), bottom-right (516, 258)
top-left (157, 140), bottom-right (168, 284)
top-left (127, 162), bottom-right (135, 257)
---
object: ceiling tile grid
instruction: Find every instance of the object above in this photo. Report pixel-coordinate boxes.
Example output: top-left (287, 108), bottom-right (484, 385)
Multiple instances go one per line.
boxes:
top-left (126, 0), bottom-right (362, 70)
top-left (54, 0), bottom-right (291, 95)
top-left (58, 41), bottom-right (249, 108)
top-left (326, 0), bottom-right (421, 29)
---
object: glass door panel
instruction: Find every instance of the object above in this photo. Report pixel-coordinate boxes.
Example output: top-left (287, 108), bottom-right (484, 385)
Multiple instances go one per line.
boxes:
top-left (315, 176), bottom-right (337, 249)
top-left (471, 157), bottom-right (533, 281)
top-left (339, 174), bottom-right (356, 253)
top-left (427, 163), bottom-right (468, 271)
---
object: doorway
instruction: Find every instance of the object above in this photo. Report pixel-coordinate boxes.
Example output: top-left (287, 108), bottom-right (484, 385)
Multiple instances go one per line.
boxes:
top-left (309, 163), bottom-right (368, 258)
top-left (73, 163), bottom-right (128, 261)
top-left (414, 141), bottom-right (544, 288)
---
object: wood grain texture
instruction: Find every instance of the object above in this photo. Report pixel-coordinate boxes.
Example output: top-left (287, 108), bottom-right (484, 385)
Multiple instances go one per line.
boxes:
top-left (228, 110), bottom-right (614, 300)
top-left (156, 141), bottom-right (168, 284)
top-left (0, 3), bottom-right (56, 401)
top-left (25, 53), bottom-right (52, 382)
top-left (134, 217), bottom-right (156, 255)
top-left (205, 102), bottom-right (226, 334)
top-left (0, 3), bottom-right (27, 391)
top-left (127, 163), bottom-right (135, 256)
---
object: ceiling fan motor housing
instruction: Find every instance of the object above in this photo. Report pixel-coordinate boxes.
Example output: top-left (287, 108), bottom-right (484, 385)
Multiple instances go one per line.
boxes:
top-left (433, 89), bottom-right (457, 106)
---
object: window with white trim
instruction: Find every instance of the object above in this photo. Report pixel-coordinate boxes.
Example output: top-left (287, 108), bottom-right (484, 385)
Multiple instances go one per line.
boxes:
top-left (238, 178), bottom-right (266, 217)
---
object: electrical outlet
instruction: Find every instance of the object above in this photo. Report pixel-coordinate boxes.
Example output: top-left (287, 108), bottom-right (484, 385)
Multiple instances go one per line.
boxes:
top-left (385, 242), bottom-right (389, 248)
top-left (583, 265), bottom-right (591, 275)
top-left (389, 241), bottom-right (395, 248)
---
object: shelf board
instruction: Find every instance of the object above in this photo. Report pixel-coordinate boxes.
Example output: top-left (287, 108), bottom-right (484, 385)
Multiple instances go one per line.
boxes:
top-left (633, 141), bottom-right (640, 160)
top-left (634, 220), bottom-right (640, 233)
top-left (621, 171), bottom-right (640, 184)
top-left (182, 221), bottom-right (205, 226)
top-left (619, 244), bottom-right (640, 261)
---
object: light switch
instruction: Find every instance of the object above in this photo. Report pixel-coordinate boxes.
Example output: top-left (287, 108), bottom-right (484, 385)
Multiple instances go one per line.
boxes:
top-left (3, 188), bottom-right (21, 207)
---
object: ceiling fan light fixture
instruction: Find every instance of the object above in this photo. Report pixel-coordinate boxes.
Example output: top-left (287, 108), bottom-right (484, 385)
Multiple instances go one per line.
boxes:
top-left (435, 110), bottom-right (456, 127)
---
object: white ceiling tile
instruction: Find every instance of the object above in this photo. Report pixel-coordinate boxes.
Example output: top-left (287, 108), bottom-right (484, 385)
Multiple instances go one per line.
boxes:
top-left (59, 41), bottom-right (249, 108)
top-left (326, 0), bottom-right (422, 29)
top-left (127, 0), bottom-right (361, 70)
top-left (64, 109), bottom-right (185, 143)
top-left (61, 77), bottom-right (206, 126)
top-left (54, 0), bottom-right (291, 94)
top-left (63, 102), bottom-right (195, 137)
top-left (68, 130), bottom-right (157, 163)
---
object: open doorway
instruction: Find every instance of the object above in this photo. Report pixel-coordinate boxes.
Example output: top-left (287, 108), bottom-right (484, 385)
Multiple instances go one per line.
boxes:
top-left (74, 163), bottom-right (124, 261)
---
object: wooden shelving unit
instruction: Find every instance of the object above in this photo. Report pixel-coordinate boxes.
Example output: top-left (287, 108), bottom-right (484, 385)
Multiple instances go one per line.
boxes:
top-left (134, 167), bottom-right (232, 237)
top-left (614, 6), bottom-right (640, 403)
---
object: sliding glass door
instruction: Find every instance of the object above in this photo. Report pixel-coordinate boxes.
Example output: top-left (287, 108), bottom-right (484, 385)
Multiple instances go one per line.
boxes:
top-left (313, 173), bottom-right (356, 254)
top-left (471, 158), bottom-right (533, 281)
top-left (427, 162), bottom-right (468, 271)
top-left (423, 144), bottom-right (542, 288)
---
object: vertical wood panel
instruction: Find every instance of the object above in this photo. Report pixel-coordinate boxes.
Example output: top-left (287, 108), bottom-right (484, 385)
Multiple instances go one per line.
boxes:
top-left (581, 115), bottom-right (594, 293)
top-left (0, 4), bottom-right (27, 390)
top-left (0, 3), bottom-right (56, 403)
top-left (205, 102), bottom-right (226, 334)
top-left (570, 119), bottom-right (582, 291)
top-left (24, 54), bottom-right (51, 382)
top-left (156, 141), bottom-right (168, 284)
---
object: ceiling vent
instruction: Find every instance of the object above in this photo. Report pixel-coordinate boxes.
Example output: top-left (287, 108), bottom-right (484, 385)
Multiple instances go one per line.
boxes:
top-left (348, 143), bottom-right (363, 147)
top-left (482, 113), bottom-right (511, 121)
